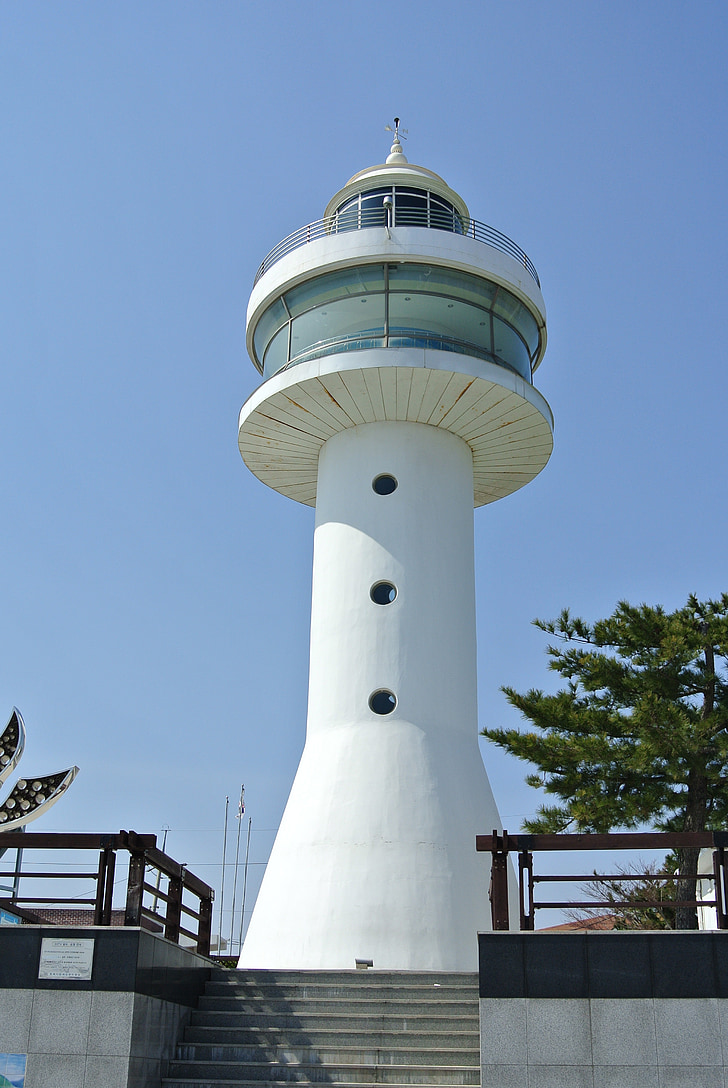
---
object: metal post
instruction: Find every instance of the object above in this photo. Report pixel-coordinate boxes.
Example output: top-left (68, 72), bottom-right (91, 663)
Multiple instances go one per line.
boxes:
top-left (218, 796), bottom-right (229, 953)
top-left (237, 816), bottom-right (252, 953)
top-left (151, 827), bottom-right (169, 915)
top-left (11, 846), bottom-right (23, 900)
top-left (11, 827), bottom-right (25, 900)
top-left (229, 785), bottom-right (244, 953)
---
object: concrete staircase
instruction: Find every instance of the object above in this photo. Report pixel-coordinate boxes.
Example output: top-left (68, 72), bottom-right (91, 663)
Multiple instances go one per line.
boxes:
top-left (162, 969), bottom-right (480, 1088)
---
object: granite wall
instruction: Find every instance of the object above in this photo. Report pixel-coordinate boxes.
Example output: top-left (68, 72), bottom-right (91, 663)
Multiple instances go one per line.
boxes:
top-left (0, 926), bottom-right (210, 1088)
top-left (478, 931), bottom-right (728, 1088)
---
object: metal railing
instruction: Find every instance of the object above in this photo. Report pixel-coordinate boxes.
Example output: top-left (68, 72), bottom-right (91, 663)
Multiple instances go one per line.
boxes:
top-left (276, 329), bottom-right (530, 382)
top-left (0, 829), bottom-right (214, 955)
top-left (254, 215), bottom-right (540, 288)
top-left (478, 830), bottom-right (728, 931)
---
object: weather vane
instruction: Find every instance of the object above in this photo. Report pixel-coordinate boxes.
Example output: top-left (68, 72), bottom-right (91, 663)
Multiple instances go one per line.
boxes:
top-left (385, 117), bottom-right (408, 143)
top-left (0, 708), bottom-right (78, 830)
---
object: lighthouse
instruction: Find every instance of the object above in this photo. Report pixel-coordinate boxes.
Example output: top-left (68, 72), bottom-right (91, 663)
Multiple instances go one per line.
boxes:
top-left (237, 123), bottom-right (553, 970)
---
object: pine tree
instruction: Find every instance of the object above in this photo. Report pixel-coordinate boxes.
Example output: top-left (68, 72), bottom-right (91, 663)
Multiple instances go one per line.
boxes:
top-left (481, 594), bottom-right (728, 929)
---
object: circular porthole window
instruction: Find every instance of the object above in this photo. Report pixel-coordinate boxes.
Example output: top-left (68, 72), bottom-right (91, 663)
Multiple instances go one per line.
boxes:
top-left (370, 581), bottom-right (397, 605)
top-left (369, 689), bottom-right (397, 715)
top-left (372, 474), bottom-right (397, 495)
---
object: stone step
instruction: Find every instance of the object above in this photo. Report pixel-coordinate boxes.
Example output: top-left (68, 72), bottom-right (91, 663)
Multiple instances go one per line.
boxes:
top-left (198, 996), bottom-right (478, 1016)
top-left (214, 971), bottom-right (478, 987)
top-left (168, 970), bottom-right (481, 1088)
top-left (183, 1027), bottom-right (480, 1049)
top-left (176, 1044), bottom-right (479, 1067)
top-left (189, 1012), bottom-right (478, 1033)
top-left (163, 1082), bottom-right (474, 1088)
top-left (164, 1064), bottom-right (479, 1086)
top-left (205, 982), bottom-right (479, 1000)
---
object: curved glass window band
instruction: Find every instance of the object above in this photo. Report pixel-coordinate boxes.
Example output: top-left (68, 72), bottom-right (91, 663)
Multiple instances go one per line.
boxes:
top-left (262, 322), bottom-right (289, 376)
top-left (256, 264), bottom-right (538, 382)
top-left (253, 296), bottom-right (288, 363)
top-left (286, 265), bottom-right (385, 317)
top-left (290, 295), bottom-right (385, 366)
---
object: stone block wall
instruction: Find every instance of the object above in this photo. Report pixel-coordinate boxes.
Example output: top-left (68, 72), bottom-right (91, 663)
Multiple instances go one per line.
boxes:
top-left (478, 931), bottom-right (728, 1088)
top-left (0, 926), bottom-right (210, 1087)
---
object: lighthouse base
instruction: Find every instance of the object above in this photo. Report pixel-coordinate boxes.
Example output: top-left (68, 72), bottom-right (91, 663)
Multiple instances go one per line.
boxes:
top-left (237, 724), bottom-right (504, 971)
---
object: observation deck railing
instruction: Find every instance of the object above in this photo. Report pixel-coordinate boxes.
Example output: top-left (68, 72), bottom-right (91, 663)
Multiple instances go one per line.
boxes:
top-left (478, 830), bottom-right (728, 932)
top-left (0, 829), bottom-right (214, 955)
top-left (254, 214), bottom-right (540, 288)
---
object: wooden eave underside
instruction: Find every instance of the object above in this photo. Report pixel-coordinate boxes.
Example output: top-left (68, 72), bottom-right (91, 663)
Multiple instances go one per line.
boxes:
top-left (239, 365), bottom-right (553, 507)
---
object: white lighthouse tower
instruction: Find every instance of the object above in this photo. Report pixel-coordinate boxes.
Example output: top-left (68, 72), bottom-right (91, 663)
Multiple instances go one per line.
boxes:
top-left (237, 124), bottom-right (552, 971)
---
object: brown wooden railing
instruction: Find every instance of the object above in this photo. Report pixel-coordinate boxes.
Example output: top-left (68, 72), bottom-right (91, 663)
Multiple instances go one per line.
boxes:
top-left (477, 830), bottom-right (728, 931)
top-left (0, 829), bottom-right (214, 955)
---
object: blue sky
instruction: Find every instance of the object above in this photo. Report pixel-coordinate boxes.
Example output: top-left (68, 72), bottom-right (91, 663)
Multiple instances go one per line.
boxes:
top-left (1, 2), bottom-right (726, 943)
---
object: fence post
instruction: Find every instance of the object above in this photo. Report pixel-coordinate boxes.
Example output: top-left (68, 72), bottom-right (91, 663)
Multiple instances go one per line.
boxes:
top-left (102, 848), bottom-right (116, 926)
top-left (94, 848), bottom-right (108, 925)
top-left (125, 850), bottom-right (146, 926)
top-left (489, 830), bottom-right (510, 931)
top-left (519, 850), bottom-right (534, 931)
top-left (197, 893), bottom-right (213, 956)
top-left (165, 871), bottom-right (183, 944)
top-left (714, 847), bottom-right (727, 929)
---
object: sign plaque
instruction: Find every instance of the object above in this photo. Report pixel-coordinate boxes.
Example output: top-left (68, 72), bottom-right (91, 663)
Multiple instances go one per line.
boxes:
top-left (38, 937), bottom-right (95, 980)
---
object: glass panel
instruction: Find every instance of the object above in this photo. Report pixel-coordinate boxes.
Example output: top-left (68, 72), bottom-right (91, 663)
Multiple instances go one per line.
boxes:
top-left (492, 315), bottom-right (531, 379)
top-left (253, 297), bottom-right (288, 366)
top-left (360, 190), bottom-right (389, 228)
top-left (389, 293), bottom-right (492, 357)
top-left (333, 196), bottom-right (359, 233)
top-left (429, 195), bottom-right (463, 233)
top-left (492, 288), bottom-right (540, 355)
top-left (262, 323), bottom-right (289, 379)
top-left (285, 266), bottom-right (385, 317)
top-left (389, 264), bottom-right (498, 309)
top-left (450, 304), bottom-right (493, 356)
top-left (394, 189), bottom-right (428, 227)
top-left (290, 294), bottom-right (385, 361)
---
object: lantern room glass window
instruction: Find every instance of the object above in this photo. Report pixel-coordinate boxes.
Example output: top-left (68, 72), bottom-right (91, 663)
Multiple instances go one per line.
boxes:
top-left (255, 263), bottom-right (540, 383)
top-left (331, 186), bottom-right (465, 234)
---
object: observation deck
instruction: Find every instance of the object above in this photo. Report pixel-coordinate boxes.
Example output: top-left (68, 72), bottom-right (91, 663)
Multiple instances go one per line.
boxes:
top-left (254, 210), bottom-right (540, 288)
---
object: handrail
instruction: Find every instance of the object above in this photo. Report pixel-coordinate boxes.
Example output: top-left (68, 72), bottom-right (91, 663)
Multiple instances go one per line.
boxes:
top-left (279, 329), bottom-right (529, 382)
top-left (477, 829), bottom-right (728, 932)
top-left (0, 829), bottom-right (215, 955)
top-left (253, 215), bottom-right (540, 288)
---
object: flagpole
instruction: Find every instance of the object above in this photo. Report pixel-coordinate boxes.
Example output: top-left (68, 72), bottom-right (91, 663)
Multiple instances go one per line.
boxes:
top-left (238, 815), bottom-right (252, 953)
top-left (219, 796), bottom-right (229, 954)
top-left (152, 826), bottom-right (170, 914)
top-left (229, 784), bottom-right (245, 953)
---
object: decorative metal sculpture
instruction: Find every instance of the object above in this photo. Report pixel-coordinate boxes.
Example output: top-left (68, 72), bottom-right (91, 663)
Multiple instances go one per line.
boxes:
top-left (0, 709), bottom-right (78, 830)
